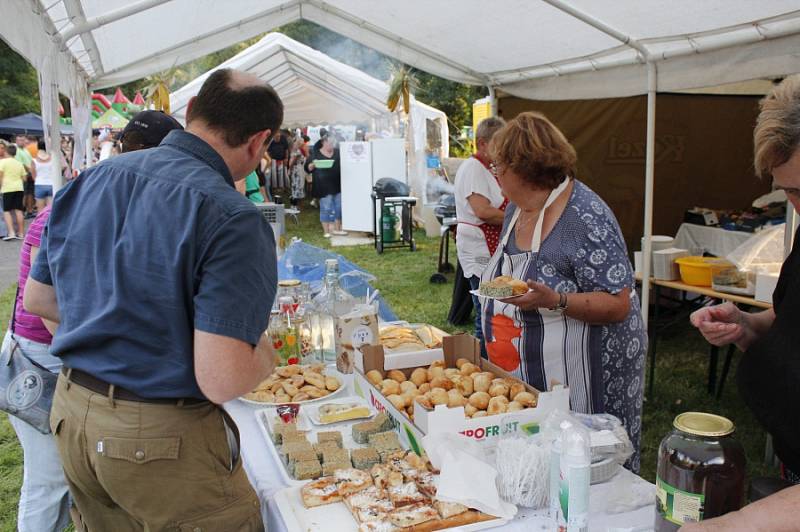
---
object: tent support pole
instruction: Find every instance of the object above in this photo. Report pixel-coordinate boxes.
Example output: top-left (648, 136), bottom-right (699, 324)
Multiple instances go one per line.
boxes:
top-left (641, 62), bottom-right (657, 329)
top-left (488, 86), bottom-right (497, 117)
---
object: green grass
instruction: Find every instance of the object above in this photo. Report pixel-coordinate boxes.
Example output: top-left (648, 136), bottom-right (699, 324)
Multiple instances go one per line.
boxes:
top-left (0, 205), bottom-right (775, 529)
top-left (0, 284), bottom-right (23, 532)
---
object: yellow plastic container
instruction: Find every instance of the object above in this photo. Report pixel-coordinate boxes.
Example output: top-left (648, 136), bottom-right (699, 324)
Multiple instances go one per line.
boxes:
top-left (675, 257), bottom-right (734, 286)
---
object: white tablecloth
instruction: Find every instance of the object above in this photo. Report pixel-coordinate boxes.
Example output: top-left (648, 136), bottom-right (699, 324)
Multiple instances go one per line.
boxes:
top-left (225, 380), bottom-right (656, 532)
top-left (673, 223), bottom-right (753, 258)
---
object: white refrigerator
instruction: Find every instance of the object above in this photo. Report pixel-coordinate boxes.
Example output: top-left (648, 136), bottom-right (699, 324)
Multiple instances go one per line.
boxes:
top-left (340, 139), bottom-right (407, 232)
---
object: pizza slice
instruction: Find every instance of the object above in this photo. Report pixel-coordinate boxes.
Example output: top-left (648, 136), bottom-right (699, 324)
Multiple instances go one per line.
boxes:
top-left (388, 502), bottom-right (439, 528)
top-left (434, 499), bottom-right (469, 519)
top-left (344, 486), bottom-right (391, 512)
top-left (371, 463), bottom-right (404, 491)
top-left (334, 467), bottom-right (374, 496)
top-left (388, 481), bottom-right (428, 507)
top-left (415, 471), bottom-right (438, 498)
top-left (300, 476), bottom-right (341, 508)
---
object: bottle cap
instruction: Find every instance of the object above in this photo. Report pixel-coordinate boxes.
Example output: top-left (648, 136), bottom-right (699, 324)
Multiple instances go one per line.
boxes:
top-left (674, 412), bottom-right (734, 437)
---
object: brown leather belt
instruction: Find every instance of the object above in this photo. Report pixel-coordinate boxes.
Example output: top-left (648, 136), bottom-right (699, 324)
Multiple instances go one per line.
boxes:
top-left (62, 368), bottom-right (208, 405)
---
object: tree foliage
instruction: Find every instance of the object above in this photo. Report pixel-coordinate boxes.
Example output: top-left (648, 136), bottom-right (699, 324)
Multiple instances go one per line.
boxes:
top-left (0, 41), bottom-right (40, 119)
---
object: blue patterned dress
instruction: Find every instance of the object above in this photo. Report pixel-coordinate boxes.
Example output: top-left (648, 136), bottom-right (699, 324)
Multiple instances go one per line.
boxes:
top-left (480, 180), bottom-right (646, 471)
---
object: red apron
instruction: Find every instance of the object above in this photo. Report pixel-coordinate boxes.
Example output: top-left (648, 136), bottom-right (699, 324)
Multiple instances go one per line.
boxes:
top-left (462, 153), bottom-right (508, 255)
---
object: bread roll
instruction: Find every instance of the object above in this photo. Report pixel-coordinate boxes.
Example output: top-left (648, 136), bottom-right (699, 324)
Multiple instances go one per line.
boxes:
top-left (468, 391), bottom-right (491, 410)
top-left (452, 375), bottom-right (474, 397)
top-left (293, 392), bottom-right (311, 402)
top-left (303, 372), bottom-right (324, 388)
top-left (399, 381), bottom-right (418, 394)
top-left (387, 369), bottom-right (407, 383)
top-left (472, 411), bottom-right (488, 418)
top-left (282, 381), bottom-right (299, 397)
top-left (410, 368), bottom-right (428, 387)
top-left (366, 370), bottom-right (384, 386)
top-left (415, 394), bottom-right (433, 410)
top-left (514, 391), bottom-right (537, 407)
top-left (325, 376), bottom-right (340, 391)
top-left (464, 404), bottom-right (478, 418)
top-left (455, 358), bottom-right (471, 369)
top-left (488, 395), bottom-right (509, 415)
top-left (473, 373), bottom-right (492, 393)
top-left (509, 381), bottom-right (527, 401)
top-left (447, 389), bottom-right (467, 407)
top-left (444, 368), bottom-right (460, 379)
top-left (429, 377), bottom-right (454, 391)
top-left (429, 360), bottom-right (446, 370)
top-left (387, 394), bottom-right (406, 410)
top-left (459, 362), bottom-right (480, 376)
top-left (427, 367), bottom-right (445, 381)
top-left (429, 388), bottom-right (449, 406)
top-left (507, 401), bottom-right (524, 412)
top-left (488, 382), bottom-right (510, 398)
top-left (381, 379), bottom-right (401, 396)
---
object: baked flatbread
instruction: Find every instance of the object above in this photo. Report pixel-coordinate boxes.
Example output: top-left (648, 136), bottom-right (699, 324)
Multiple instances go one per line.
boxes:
top-left (388, 502), bottom-right (438, 527)
top-left (433, 499), bottom-right (469, 519)
top-left (415, 471), bottom-right (437, 498)
top-left (388, 482), bottom-right (428, 507)
top-left (300, 477), bottom-right (341, 508)
top-left (334, 468), bottom-right (374, 496)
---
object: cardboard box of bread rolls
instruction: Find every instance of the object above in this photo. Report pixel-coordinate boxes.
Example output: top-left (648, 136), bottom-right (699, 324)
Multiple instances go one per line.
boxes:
top-left (353, 333), bottom-right (569, 454)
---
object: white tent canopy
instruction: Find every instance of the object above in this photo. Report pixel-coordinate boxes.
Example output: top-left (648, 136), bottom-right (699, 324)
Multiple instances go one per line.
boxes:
top-left (169, 32), bottom-right (449, 145)
top-left (4, 0), bottom-right (800, 325)
top-left (169, 33), bottom-right (449, 206)
top-left (4, 1), bottom-right (799, 98)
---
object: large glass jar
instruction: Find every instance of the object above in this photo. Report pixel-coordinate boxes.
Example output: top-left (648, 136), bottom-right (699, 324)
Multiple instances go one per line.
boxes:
top-left (655, 412), bottom-right (746, 531)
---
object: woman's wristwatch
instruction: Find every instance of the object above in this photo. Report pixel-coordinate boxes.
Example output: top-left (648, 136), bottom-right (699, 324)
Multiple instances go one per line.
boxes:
top-left (548, 292), bottom-right (568, 313)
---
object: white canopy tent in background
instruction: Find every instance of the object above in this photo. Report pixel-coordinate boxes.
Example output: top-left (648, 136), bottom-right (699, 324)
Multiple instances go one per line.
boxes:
top-left (4, 0), bottom-right (800, 326)
top-left (169, 33), bottom-right (449, 206)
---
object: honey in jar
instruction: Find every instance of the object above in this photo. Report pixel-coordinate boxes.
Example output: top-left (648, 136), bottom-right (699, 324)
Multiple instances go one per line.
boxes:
top-left (654, 412), bottom-right (746, 531)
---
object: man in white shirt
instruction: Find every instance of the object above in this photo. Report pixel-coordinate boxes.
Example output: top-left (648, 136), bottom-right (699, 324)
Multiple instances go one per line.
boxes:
top-left (454, 117), bottom-right (507, 356)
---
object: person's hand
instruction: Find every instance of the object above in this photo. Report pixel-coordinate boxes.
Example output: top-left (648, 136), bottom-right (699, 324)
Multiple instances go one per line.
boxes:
top-left (690, 302), bottom-right (745, 346)
top-left (500, 280), bottom-right (559, 311)
top-left (308, 161), bottom-right (316, 171)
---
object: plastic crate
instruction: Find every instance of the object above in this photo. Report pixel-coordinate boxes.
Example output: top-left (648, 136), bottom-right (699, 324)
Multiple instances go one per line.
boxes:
top-left (255, 203), bottom-right (285, 234)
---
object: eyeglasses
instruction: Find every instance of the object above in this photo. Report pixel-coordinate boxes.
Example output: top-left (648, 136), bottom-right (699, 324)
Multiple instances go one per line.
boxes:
top-left (489, 162), bottom-right (504, 178)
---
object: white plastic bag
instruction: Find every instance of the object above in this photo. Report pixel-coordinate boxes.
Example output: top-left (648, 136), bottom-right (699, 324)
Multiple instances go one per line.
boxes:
top-left (726, 224), bottom-right (785, 273)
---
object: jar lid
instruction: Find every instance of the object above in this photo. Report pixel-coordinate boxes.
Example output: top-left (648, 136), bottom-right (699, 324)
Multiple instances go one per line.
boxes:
top-left (674, 412), bottom-right (734, 437)
top-left (278, 279), bottom-right (301, 287)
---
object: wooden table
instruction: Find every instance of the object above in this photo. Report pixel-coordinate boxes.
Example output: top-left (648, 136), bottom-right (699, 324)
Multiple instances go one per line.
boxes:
top-left (640, 276), bottom-right (772, 396)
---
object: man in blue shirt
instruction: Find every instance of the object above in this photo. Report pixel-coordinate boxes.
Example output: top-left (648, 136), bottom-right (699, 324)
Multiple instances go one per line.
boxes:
top-left (25, 69), bottom-right (281, 531)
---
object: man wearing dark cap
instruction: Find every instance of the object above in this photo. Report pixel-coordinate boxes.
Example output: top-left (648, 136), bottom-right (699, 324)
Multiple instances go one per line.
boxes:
top-left (119, 110), bottom-right (184, 152)
top-left (24, 69), bottom-right (281, 531)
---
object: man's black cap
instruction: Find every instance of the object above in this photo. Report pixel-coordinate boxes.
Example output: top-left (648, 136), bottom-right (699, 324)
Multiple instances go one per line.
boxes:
top-left (120, 111), bottom-right (183, 147)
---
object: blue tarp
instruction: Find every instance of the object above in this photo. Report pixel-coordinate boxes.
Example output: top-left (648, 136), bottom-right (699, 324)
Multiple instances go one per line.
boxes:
top-left (278, 241), bottom-right (398, 322)
top-left (0, 113), bottom-right (74, 135)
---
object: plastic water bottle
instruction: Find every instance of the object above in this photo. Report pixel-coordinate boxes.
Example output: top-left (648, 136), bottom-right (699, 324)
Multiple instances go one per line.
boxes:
top-left (549, 433), bottom-right (564, 522)
top-left (557, 421), bottom-right (591, 532)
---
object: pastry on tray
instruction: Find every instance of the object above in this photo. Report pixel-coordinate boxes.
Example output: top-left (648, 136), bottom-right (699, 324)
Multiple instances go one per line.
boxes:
top-left (434, 499), bottom-right (468, 519)
top-left (388, 482), bottom-right (428, 507)
top-left (388, 502), bottom-right (439, 527)
top-left (478, 275), bottom-right (529, 298)
top-left (334, 468), bottom-right (374, 496)
top-left (301, 477), bottom-right (341, 507)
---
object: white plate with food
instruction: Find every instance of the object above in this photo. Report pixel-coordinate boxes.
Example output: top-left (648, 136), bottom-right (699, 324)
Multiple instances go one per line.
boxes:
top-left (472, 276), bottom-right (531, 300)
top-left (306, 397), bottom-right (375, 426)
top-left (469, 288), bottom-right (532, 301)
top-left (239, 364), bottom-right (347, 406)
